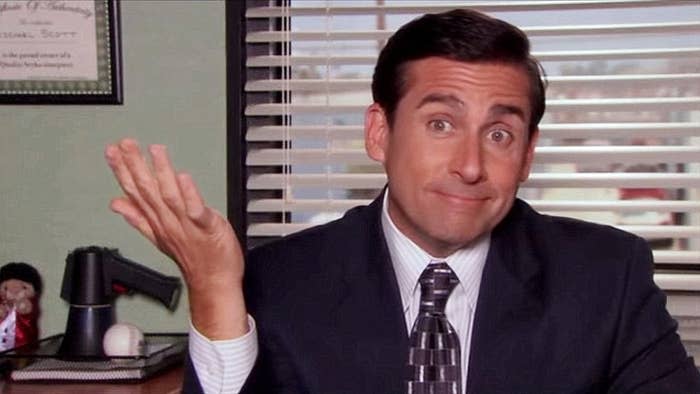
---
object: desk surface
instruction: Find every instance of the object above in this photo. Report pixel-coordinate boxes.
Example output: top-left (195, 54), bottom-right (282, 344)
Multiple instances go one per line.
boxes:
top-left (0, 365), bottom-right (183, 394)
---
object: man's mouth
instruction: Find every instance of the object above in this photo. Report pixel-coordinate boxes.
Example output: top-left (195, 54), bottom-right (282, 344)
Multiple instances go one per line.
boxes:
top-left (431, 189), bottom-right (490, 204)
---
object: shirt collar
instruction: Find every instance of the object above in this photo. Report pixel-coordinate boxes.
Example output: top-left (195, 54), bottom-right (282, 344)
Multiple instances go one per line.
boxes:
top-left (380, 190), bottom-right (490, 311)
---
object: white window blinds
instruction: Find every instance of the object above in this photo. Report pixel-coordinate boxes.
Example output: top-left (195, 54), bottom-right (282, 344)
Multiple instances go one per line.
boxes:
top-left (242, 0), bottom-right (699, 298)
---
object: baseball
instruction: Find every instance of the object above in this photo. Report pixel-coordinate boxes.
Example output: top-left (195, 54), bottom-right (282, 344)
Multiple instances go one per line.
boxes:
top-left (102, 323), bottom-right (145, 357)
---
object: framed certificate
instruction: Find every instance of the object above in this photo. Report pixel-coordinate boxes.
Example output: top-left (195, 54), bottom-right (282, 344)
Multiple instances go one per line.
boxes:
top-left (0, 0), bottom-right (122, 104)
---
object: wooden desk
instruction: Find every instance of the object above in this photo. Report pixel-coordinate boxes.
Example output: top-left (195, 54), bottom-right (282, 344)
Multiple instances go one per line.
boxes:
top-left (0, 365), bottom-right (183, 394)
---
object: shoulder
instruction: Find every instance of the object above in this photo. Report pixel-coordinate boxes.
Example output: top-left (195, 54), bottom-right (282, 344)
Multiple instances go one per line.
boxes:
top-left (242, 200), bottom-right (384, 323)
top-left (493, 201), bottom-right (659, 332)
top-left (507, 198), bottom-right (648, 253)
top-left (497, 199), bottom-right (654, 284)
top-left (247, 202), bottom-right (374, 264)
top-left (243, 201), bottom-right (379, 297)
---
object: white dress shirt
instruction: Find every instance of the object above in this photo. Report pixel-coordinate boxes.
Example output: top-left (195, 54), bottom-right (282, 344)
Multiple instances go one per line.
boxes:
top-left (189, 316), bottom-right (258, 394)
top-left (189, 191), bottom-right (490, 393)
top-left (380, 192), bottom-right (490, 391)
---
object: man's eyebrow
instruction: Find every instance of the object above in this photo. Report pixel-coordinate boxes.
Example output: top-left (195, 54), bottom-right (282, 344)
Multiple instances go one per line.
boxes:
top-left (489, 104), bottom-right (526, 122)
top-left (416, 94), bottom-right (527, 121)
top-left (416, 93), bottom-right (465, 110)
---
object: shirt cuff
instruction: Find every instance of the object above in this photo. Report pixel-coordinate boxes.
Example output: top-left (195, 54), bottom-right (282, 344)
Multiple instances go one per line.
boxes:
top-left (189, 316), bottom-right (258, 394)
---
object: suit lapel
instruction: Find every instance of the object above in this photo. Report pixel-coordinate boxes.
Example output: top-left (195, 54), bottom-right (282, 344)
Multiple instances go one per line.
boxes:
top-left (318, 195), bottom-right (408, 393)
top-left (314, 197), bottom-right (550, 393)
top-left (466, 200), bottom-right (548, 393)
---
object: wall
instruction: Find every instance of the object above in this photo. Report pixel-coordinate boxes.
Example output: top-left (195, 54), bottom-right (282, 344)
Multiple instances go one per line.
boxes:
top-left (0, 1), bottom-right (226, 336)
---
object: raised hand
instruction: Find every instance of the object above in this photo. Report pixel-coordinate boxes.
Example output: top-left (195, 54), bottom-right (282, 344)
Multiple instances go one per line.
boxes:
top-left (105, 138), bottom-right (248, 339)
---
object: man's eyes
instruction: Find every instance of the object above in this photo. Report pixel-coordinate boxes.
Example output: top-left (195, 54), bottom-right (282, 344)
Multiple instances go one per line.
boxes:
top-left (487, 128), bottom-right (513, 144)
top-left (427, 119), bottom-right (454, 134)
top-left (425, 119), bottom-right (517, 145)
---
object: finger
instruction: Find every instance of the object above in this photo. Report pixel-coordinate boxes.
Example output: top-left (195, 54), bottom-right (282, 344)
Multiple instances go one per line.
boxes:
top-left (118, 139), bottom-right (176, 227)
top-left (106, 143), bottom-right (151, 210)
top-left (110, 197), bottom-right (157, 244)
top-left (178, 172), bottom-right (216, 229)
top-left (106, 141), bottom-right (162, 230)
top-left (106, 141), bottom-right (146, 202)
top-left (149, 144), bottom-right (186, 217)
top-left (105, 143), bottom-right (136, 196)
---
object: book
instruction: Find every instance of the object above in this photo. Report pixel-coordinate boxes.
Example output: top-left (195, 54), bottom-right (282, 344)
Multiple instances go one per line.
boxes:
top-left (3, 333), bottom-right (187, 382)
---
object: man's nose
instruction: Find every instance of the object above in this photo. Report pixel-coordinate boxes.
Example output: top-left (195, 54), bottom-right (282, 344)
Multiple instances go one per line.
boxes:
top-left (449, 136), bottom-right (486, 183)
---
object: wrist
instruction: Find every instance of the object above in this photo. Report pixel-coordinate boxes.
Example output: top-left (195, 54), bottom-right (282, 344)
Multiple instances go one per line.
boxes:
top-left (187, 282), bottom-right (248, 340)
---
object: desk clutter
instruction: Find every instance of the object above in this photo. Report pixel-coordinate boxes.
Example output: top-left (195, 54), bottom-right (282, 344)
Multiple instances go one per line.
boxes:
top-left (1, 333), bottom-right (187, 382)
top-left (0, 246), bottom-right (186, 382)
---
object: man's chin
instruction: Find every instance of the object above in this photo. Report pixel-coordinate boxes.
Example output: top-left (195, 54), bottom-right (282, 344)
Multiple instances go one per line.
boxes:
top-left (422, 225), bottom-right (491, 256)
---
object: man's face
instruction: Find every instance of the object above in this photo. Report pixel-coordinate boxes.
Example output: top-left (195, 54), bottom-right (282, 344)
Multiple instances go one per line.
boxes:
top-left (365, 57), bottom-right (539, 257)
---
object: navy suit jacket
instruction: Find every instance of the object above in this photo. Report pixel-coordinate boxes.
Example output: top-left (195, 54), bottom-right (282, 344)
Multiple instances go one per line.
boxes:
top-left (184, 197), bottom-right (700, 393)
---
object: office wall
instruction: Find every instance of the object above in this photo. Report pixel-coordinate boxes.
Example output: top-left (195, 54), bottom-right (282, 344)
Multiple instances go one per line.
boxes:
top-left (0, 1), bottom-right (226, 336)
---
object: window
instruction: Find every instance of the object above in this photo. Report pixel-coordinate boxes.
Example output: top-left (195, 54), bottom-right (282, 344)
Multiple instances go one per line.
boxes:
top-left (230, 0), bottom-right (700, 363)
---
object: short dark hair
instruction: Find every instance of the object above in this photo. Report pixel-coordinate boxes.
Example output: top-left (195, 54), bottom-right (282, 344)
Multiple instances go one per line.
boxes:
top-left (371, 9), bottom-right (546, 134)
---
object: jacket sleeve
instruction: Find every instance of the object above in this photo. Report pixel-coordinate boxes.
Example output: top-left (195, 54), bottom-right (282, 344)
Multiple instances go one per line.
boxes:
top-left (239, 247), bottom-right (306, 394)
top-left (239, 341), bottom-right (304, 394)
top-left (182, 355), bottom-right (205, 394)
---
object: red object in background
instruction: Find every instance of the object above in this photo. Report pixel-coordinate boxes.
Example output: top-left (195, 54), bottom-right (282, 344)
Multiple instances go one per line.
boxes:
top-left (14, 298), bottom-right (39, 347)
top-left (619, 187), bottom-right (667, 201)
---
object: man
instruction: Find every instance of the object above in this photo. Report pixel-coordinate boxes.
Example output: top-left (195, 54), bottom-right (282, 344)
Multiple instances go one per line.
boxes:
top-left (105, 9), bottom-right (700, 394)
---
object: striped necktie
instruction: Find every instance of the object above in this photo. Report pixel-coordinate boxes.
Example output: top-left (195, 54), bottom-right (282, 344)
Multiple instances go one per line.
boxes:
top-left (406, 262), bottom-right (461, 394)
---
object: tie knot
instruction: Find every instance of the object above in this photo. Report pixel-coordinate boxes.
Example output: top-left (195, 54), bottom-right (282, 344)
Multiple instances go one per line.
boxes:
top-left (418, 262), bottom-right (459, 314)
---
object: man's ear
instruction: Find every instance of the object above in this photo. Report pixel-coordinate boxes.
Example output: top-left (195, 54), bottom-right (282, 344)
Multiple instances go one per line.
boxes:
top-left (519, 127), bottom-right (540, 182)
top-left (364, 103), bottom-right (390, 164)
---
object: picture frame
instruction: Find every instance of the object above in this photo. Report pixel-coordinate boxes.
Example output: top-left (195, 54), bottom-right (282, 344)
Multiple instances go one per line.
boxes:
top-left (0, 0), bottom-right (122, 104)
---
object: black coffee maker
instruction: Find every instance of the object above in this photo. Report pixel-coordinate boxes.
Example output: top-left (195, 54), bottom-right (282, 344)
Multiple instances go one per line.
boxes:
top-left (57, 246), bottom-right (181, 359)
